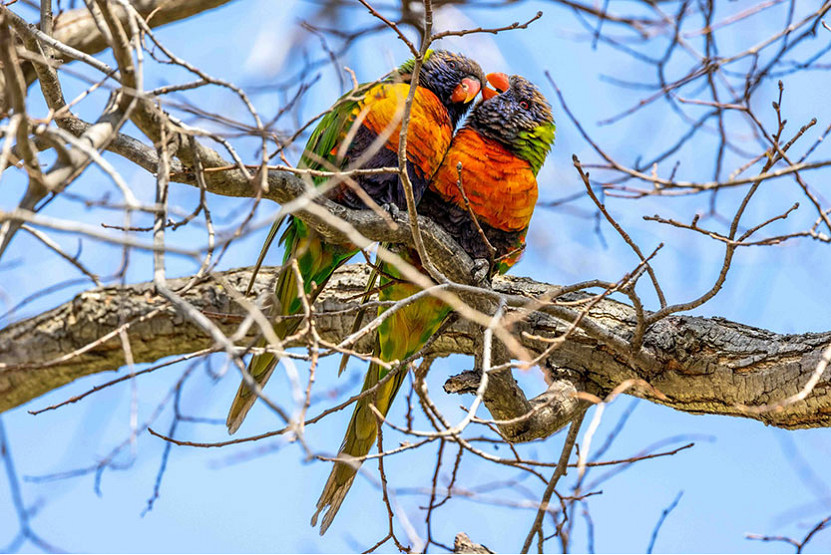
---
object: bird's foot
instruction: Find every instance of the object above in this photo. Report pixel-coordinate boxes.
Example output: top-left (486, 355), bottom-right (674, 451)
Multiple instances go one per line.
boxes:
top-left (380, 202), bottom-right (401, 219)
top-left (472, 258), bottom-right (491, 286)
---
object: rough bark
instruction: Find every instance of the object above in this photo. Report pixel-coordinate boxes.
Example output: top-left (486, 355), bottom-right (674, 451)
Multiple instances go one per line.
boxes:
top-left (454, 533), bottom-right (494, 554)
top-left (1, 264), bottom-right (829, 432)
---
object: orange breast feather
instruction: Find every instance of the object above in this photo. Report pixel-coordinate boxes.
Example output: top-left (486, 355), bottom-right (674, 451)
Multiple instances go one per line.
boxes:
top-left (430, 128), bottom-right (538, 232)
top-left (360, 83), bottom-right (453, 178)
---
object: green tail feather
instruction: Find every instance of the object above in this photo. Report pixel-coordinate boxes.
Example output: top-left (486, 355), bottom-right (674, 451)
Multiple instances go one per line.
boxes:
top-left (311, 357), bottom-right (408, 535)
top-left (226, 264), bottom-right (299, 434)
top-left (312, 248), bottom-right (452, 533)
top-left (227, 217), bottom-right (357, 434)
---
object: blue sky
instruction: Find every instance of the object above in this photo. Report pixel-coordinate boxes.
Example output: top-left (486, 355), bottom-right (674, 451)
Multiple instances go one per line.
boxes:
top-left (2, 0), bottom-right (830, 552)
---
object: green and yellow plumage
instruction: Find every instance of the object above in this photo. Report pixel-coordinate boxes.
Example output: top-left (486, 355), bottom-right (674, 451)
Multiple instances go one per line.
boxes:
top-left (227, 51), bottom-right (485, 435)
top-left (311, 74), bottom-right (555, 533)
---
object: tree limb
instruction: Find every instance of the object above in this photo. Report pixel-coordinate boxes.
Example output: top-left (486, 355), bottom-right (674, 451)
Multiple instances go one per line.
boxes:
top-left (2, 264), bottom-right (829, 433)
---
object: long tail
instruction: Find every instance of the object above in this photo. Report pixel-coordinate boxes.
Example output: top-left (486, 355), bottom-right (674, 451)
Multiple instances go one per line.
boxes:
top-left (226, 264), bottom-right (301, 434)
top-left (311, 356), bottom-right (408, 535)
top-left (227, 217), bottom-right (356, 434)
top-left (312, 248), bottom-right (452, 533)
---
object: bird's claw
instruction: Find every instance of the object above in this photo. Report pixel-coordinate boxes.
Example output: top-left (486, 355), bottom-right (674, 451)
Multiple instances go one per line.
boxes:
top-left (472, 258), bottom-right (491, 285)
top-left (381, 203), bottom-right (400, 218)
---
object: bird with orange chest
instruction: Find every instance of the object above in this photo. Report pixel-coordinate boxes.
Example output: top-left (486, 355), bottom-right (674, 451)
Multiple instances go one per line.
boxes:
top-left (225, 50), bottom-right (485, 437)
top-left (424, 72), bottom-right (556, 273)
top-left (312, 72), bottom-right (556, 535)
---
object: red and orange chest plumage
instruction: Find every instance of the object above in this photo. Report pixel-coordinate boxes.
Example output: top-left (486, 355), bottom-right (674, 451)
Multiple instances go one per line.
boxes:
top-left (359, 82), bottom-right (453, 179)
top-left (430, 128), bottom-right (538, 232)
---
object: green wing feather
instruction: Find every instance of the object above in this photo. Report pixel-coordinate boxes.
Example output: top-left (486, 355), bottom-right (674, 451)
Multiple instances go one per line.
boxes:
top-left (299, 94), bottom-right (362, 173)
top-left (244, 55), bottom-right (422, 290)
top-left (228, 84), bottom-right (381, 434)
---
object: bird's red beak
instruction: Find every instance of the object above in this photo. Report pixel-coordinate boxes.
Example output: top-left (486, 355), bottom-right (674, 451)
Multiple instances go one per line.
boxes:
top-left (481, 86), bottom-right (499, 100)
top-left (450, 77), bottom-right (482, 104)
top-left (486, 72), bottom-right (510, 94)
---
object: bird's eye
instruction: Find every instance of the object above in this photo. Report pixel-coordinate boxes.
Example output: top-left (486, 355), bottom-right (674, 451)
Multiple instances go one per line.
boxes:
top-left (447, 61), bottom-right (457, 69)
top-left (520, 101), bottom-right (529, 110)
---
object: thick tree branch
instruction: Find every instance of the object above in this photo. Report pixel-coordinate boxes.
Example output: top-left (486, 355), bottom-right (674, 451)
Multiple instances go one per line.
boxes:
top-left (454, 533), bottom-right (494, 554)
top-left (2, 265), bottom-right (829, 433)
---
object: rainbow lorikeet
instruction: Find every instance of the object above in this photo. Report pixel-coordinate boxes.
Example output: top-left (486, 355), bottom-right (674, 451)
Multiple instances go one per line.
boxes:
top-left (312, 73), bottom-right (556, 534)
top-left (226, 51), bottom-right (485, 435)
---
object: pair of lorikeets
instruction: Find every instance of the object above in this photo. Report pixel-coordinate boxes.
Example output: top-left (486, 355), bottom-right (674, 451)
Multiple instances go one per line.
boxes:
top-left (227, 50), bottom-right (556, 534)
